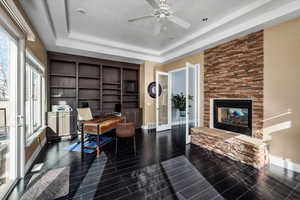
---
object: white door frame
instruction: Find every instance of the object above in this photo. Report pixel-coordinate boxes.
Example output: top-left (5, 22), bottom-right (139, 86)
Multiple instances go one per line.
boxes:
top-left (185, 62), bottom-right (199, 144)
top-left (156, 71), bottom-right (171, 131)
top-left (168, 64), bottom-right (200, 144)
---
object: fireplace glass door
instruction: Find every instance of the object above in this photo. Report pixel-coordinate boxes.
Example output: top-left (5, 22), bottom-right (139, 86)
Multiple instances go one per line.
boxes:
top-left (214, 99), bottom-right (252, 135)
top-left (217, 107), bottom-right (249, 128)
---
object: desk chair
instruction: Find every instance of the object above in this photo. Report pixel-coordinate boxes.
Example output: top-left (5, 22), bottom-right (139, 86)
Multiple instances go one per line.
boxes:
top-left (115, 122), bottom-right (136, 156)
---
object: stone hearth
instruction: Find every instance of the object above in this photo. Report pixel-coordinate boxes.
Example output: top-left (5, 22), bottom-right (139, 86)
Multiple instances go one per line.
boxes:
top-left (191, 127), bottom-right (267, 168)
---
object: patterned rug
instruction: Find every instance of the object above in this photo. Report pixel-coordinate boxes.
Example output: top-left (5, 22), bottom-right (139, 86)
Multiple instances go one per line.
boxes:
top-left (64, 136), bottom-right (114, 153)
top-left (21, 167), bottom-right (70, 200)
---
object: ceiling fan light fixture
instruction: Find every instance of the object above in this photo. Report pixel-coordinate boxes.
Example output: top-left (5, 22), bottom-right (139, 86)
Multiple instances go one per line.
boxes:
top-left (76, 8), bottom-right (87, 15)
top-left (128, 0), bottom-right (191, 35)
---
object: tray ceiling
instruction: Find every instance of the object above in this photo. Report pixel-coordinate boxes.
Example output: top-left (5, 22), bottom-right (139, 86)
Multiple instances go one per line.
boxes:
top-left (21, 0), bottom-right (300, 63)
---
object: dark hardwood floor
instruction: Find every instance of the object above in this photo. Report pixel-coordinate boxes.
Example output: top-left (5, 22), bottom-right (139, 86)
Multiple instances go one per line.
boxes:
top-left (7, 127), bottom-right (300, 200)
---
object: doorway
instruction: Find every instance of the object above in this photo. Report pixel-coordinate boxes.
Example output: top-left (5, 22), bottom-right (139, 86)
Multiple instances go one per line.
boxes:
top-left (169, 63), bottom-right (199, 144)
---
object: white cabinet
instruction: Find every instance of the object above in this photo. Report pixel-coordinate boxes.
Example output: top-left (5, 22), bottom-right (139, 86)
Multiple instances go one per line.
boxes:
top-left (47, 112), bottom-right (76, 138)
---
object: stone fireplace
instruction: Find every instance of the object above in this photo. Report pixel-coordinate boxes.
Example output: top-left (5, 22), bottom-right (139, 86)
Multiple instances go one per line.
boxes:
top-left (212, 99), bottom-right (252, 136)
top-left (204, 30), bottom-right (264, 139)
top-left (191, 30), bottom-right (266, 169)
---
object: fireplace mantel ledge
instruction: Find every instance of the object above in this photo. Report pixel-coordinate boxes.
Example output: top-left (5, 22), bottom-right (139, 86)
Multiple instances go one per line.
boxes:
top-left (191, 127), bottom-right (267, 168)
top-left (191, 127), bottom-right (265, 148)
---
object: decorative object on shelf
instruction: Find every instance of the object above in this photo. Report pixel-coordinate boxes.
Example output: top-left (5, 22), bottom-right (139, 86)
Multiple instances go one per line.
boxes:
top-left (124, 80), bottom-right (137, 93)
top-left (171, 92), bottom-right (193, 117)
top-left (147, 82), bottom-right (162, 98)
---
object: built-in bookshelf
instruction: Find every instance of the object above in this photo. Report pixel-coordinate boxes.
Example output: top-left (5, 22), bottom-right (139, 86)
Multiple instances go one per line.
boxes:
top-left (49, 60), bottom-right (77, 109)
top-left (48, 52), bottom-right (140, 119)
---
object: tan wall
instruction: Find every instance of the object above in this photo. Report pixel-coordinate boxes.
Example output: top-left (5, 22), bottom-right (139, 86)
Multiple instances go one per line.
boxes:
top-left (264, 17), bottom-right (300, 164)
top-left (140, 61), bottom-right (161, 126)
top-left (141, 52), bottom-right (204, 127)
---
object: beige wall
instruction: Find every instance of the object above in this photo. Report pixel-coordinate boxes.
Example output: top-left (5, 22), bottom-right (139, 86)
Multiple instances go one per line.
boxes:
top-left (141, 52), bottom-right (204, 127)
top-left (156, 52), bottom-right (204, 72)
top-left (264, 17), bottom-right (300, 164)
top-left (140, 61), bottom-right (161, 127)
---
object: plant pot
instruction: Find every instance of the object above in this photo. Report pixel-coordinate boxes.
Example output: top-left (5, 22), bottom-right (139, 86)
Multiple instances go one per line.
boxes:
top-left (179, 110), bottom-right (186, 117)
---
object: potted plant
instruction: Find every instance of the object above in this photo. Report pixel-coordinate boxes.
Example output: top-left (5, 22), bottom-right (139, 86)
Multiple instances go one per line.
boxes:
top-left (171, 92), bottom-right (193, 117)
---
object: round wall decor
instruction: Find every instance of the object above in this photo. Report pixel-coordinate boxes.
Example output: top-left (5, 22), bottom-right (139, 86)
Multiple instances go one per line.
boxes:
top-left (147, 82), bottom-right (162, 98)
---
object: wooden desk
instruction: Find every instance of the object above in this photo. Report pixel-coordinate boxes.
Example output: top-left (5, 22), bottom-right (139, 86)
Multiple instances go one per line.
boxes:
top-left (81, 115), bottom-right (125, 156)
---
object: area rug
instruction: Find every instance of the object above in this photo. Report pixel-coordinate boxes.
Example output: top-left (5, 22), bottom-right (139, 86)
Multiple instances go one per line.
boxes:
top-left (64, 136), bottom-right (114, 153)
top-left (21, 167), bottom-right (70, 200)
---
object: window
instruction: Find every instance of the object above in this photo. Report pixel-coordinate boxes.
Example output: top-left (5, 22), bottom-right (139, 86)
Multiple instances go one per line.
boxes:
top-left (0, 26), bottom-right (18, 197)
top-left (25, 58), bottom-right (43, 140)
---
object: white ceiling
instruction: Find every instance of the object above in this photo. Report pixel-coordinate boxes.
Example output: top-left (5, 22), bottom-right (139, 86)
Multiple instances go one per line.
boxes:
top-left (21, 0), bottom-right (300, 64)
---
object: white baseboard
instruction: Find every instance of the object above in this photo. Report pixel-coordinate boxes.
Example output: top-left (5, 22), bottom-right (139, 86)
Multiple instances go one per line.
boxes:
top-left (171, 120), bottom-right (195, 126)
top-left (142, 123), bottom-right (156, 130)
top-left (142, 120), bottom-right (196, 130)
top-left (24, 136), bottom-right (46, 174)
top-left (269, 154), bottom-right (300, 173)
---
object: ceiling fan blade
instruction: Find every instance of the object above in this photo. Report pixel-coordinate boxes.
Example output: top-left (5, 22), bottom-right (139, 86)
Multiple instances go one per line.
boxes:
top-left (168, 15), bottom-right (191, 29)
top-left (128, 16), bottom-right (154, 22)
top-left (145, 0), bottom-right (160, 9)
top-left (154, 22), bottom-right (162, 35)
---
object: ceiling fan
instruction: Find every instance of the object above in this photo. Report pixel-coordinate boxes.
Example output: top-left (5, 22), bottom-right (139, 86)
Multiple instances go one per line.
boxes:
top-left (128, 0), bottom-right (191, 35)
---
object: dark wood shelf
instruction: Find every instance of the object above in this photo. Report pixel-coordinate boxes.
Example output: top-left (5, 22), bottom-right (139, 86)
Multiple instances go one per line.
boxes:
top-left (103, 82), bottom-right (121, 85)
top-left (79, 76), bottom-right (100, 80)
top-left (78, 87), bottom-right (100, 90)
top-left (79, 98), bottom-right (100, 101)
top-left (49, 74), bottom-right (76, 78)
top-left (103, 94), bottom-right (121, 96)
top-left (103, 101), bottom-right (121, 103)
top-left (103, 88), bottom-right (121, 91)
top-left (123, 100), bottom-right (138, 103)
top-left (123, 93), bottom-right (139, 96)
top-left (50, 86), bottom-right (76, 89)
top-left (50, 96), bottom-right (76, 98)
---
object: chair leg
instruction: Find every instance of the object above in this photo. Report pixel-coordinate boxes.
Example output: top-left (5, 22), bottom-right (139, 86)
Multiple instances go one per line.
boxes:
top-left (115, 137), bottom-right (118, 155)
top-left (133, 136), bottom-right (136, 156)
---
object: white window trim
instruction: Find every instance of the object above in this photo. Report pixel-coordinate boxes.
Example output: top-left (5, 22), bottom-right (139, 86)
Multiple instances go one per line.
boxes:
top-left (25, 51), bottom-right (46, 144)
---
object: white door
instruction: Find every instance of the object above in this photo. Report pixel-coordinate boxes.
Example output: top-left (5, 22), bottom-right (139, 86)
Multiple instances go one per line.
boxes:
top-left (156, 72), bottom-right (171, 131)
top-left (185, 63), bottom-right (198, 144)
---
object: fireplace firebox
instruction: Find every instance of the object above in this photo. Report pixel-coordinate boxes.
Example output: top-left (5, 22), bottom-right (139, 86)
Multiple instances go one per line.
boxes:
top-left (213, 99), bottom-right (252, 136)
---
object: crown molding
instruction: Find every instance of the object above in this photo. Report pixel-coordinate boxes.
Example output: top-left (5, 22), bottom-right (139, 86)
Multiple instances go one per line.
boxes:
top-left (1, 0), bottom-right (35, 41)
top-left (160, 0), bottom-right (272, 55)
top-left (37, 0), bottom-right (300, 63)
top-left (68, 32), bottom-right (160, 56)
top-left (55, 37), bottom-right (163, 63)
top-left (161, 0), bottom-right (300, 63)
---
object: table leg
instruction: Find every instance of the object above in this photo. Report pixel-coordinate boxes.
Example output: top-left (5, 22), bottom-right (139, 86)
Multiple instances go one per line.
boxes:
top-left (96, 124), bottom-right (101, 157)
top-left (81, 123), bottom-right (84, 154)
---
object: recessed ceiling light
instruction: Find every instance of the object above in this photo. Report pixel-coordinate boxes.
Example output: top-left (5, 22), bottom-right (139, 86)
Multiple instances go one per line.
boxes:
top-left (202, 18), bottom-right (208, 22)
top-left (76, 8), bottom-right (87, 14)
